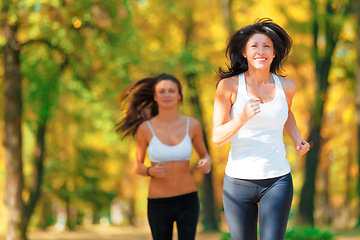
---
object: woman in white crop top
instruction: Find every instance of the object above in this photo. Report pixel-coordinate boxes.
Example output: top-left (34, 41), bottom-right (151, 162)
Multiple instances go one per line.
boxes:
top-left (116, 73), bottom-right (211, 240)
top-left (212, 18), bottom-right (310, 240)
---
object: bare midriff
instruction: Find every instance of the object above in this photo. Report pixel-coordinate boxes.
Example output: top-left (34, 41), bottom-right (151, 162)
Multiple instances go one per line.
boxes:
top-left (148, 160), bottom-right (196, 199)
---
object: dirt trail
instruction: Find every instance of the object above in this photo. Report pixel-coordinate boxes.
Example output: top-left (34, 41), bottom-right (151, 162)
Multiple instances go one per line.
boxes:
top-left (0, 225), bottom-right (358, 240)
top-left (26, 225), bottom-right (220, 240)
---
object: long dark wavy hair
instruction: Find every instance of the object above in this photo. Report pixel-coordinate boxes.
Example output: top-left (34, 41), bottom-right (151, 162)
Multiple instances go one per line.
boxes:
top-left (116, 73), bottom-right (183, 139)
top-left (216, 18), bottom-right (292, 81)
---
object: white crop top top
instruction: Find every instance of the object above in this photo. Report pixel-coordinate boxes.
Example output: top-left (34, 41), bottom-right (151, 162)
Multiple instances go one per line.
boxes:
top-left (225, 73), bottom-right (291, 179)
top-left (146, 117), bottom-right (192, 163)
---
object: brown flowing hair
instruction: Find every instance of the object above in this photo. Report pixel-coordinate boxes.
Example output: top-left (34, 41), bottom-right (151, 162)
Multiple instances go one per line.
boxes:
top-left (216, 18), bottom-right (292, 82)
top-left (116, 73), bottom-right (183, 139)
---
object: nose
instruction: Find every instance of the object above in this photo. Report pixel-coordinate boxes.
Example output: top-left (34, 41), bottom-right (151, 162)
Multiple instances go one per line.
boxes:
top-left (258, 46), bottom-right (264, 54)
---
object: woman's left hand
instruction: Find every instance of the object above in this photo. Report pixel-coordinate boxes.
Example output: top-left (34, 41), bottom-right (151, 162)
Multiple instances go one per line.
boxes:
top-left (295, 138), bottom-right (310, 157)
top-left (197, 157), bottom-right (211, 174)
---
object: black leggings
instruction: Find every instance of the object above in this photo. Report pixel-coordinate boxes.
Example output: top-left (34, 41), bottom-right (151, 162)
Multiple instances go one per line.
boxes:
top-left (147, 192), bottom-right (199, 240)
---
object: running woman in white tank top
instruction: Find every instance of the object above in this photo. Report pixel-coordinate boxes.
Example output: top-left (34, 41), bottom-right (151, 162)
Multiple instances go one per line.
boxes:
top-left (212, 19), bottom-right (310, 240)
top-left (116, 73), bottom-right (211, 240)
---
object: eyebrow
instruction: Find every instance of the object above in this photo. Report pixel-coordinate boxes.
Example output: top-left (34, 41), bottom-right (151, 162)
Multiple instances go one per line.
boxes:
top-left (249, 41), bottom-right (272, 44)
top-left (157, 87), bottom-right (177, 90)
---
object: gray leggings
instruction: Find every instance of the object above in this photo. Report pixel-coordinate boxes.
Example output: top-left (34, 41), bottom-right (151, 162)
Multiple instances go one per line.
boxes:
top-left (223, 173), bottom-right (293, 240)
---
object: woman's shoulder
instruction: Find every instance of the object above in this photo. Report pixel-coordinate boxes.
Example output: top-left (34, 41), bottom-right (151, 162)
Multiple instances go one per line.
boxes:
top-left (217, 75), bottom-right (239, 88)
top-left (277, 75), bottom-right (297, 94)
top-left (184, 116), bottom-right (202, 137)
top-left (137, 120), bottom-right (152, 134)
top-left (216, 75), bottom-right (239, 99)
top-left (186, 116), bottom-right (201, 127)
top-left (136, 120), bottom-right (153, 144)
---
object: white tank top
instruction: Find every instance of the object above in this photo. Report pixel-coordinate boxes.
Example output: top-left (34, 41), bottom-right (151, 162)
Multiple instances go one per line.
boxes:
top-left (225, 73), bottom-right (291, 179)
top-left (146, 117), bottom-right (192, 163)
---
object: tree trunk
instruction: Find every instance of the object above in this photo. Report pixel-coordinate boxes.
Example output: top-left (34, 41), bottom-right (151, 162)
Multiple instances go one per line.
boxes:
top-left (298, 126), bottom-right (321, 225)
top-left (182, 9), bottom-right (218, 231)
top-left (128, 197), bottom-right (136, 226)
top-left (38, 194), bottom-right (54, 229)
top-left (298, 0), bottom-right (348, 225)
top-left (220, 0), bottom-right (235, 34)
top-left (354, 0), bottom-right (360, 228)
top-left (3, 4), bottom-right (25, 240)
top-left (297, 49), bottom-right (334, 226)
top-left (21, 120), bottom-right (47, 234)
top-left (66, 197), bottom-right (73, 230)
top-left (184, 72), bottom-right (218, 231)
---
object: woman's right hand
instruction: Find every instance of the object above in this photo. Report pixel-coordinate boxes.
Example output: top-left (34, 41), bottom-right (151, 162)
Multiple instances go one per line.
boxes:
top-left (242, 98), bottom-right (261, 121)
top-left (148, 163), bottom-right (166, 178)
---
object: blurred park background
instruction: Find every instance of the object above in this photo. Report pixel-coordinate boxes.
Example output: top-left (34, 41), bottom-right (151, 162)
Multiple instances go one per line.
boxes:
top-left (1, 0), bottom-right (360, 239)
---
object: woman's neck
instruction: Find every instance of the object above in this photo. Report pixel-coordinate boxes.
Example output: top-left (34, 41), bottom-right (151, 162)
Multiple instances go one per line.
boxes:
top-left (156, 108), bottom-right (181, 123)
top-left (245, 69), bottom-right (273, 85)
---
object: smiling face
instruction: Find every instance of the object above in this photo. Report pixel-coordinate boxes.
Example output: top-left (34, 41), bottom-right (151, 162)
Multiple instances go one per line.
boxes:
top-left (154, 79), bottom-right (182, 109)
top-left (243, 33), bottom-right (275, 71)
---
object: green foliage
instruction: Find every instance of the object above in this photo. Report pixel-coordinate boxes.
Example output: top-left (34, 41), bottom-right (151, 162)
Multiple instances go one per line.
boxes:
top-left (285, 226), bottom-right (334, 240)
top-left (219, 231), bottom-right (232, 240)
top-left (21, 44), bottom-right (61, 127)
top-left (18, 0), bottom-right (140, 226)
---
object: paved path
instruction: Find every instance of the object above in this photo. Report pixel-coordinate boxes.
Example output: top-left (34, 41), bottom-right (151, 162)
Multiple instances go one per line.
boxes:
top-left (26, 225), bottom-right (220, 240)
top-left (0, 225), bottom-right (358, 240)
